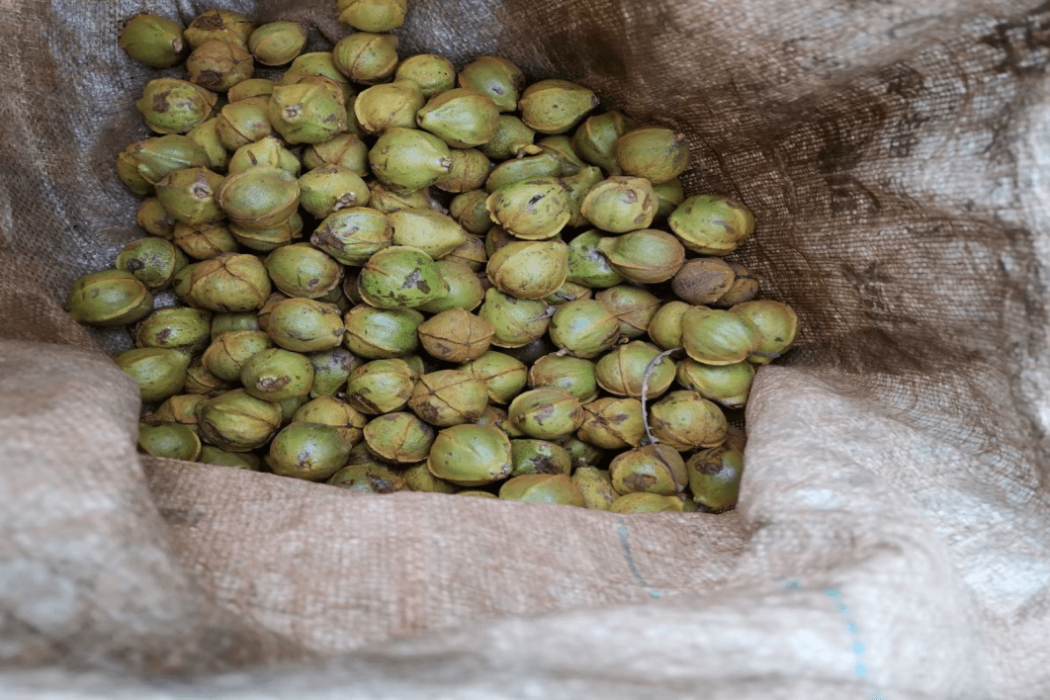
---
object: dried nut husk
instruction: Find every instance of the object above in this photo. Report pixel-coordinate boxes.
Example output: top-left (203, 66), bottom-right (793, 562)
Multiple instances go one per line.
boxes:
top-left (566, 229), bottom-right (624, 289)
top-left (201, 330), bottom-right (273, 381)
top-left (476, 288), bottom-right (552, 348)
top-left (613, 127), bottom-right (690, 185)
top-left (308, 347), bottom-right (361, 397)
top-left (672, 258), bottom-right (736, 305)
top-left (268, 422), bottom-right (351, 481)
top-left (216, 97), bottom-right (272, 151)
top-left (240, 348), bottom-right (315, 402)
top-left (229, 214), bottom-right (304, 252)
top-left (458, 56), bottom-right (524, 113)
top-left (560, 165), bottom-right (605, 229)
top-left (228, 136), bottom-right (300, 175)
top-left (417, 308), bottom-right (495, 363)
top-left (136, 78), bottom-right (217, 134)
top-left (417, 88), bottom-right (500, 148)
top-left (358, 246), bottom-right (447, 310)
top-left (480, 115), bottom-right (536, 160)
top-left (485, 151), bottom-right (564, 193)
top-left (343, 304), bottom-right (423, 359)
top-left (580, 176), bottom-right (657, 233)
top-left (527, 353), bottom-right (598, 403)
top-left (681, 306), bottom-right (762, 365)
top-left (486, 177), bottom-right (571, 240)
top-left (198, 445), bottom-right (262, 469)
top-left (687, 445), bottom-right (745, 512)
top-left (137, 198), bottom-right (177, 239)
top-left (120, 14), bottom-right (188, 68)
top-left (596, 229), bottom-right (685, 284)
top-left (310, 207), bottom-right (391, 265)
top-left (510, 439), bottom-right (572, 477)
top-left (263, 243), bottom-right (342, 300)
top-left (303, 133), bottom-right (369, 175)
top-left (135, 307), bottom-right (212, 355)
top-left (267, 83), bottom-right (348, 145)
top-left (67, 270), bottom-right (153, 327)
top-left (332, 31), bottom-right (399, 84)
top-left (419, 260), bottom-right (485, 314)
top-left (401, 462), bottom-right (459, 493)
top-left (355, 80), bottom-right (425, 135)
top-left (647, 301), bottom-right (691, 350)
top-left (668, 194), bottom-right (755, 256)
top-left (572, 467), bottom-right (618, 510)
top-left (677, 359), bottom-right (755, 409)
top-left (211, 312), bottom-right (260, 339)
top-left (557, 435), bottom-right (606, 470)
top-left (248, 21), bottom-right (307, 66)
top-left (449, 190), bottom-right (495, 235)
top-left (114, 348), bottom-right (191, 402)
top-left (498, 474), bottom-right (584, 506)
top-left (544, 281), bottom-right (592, 307)
top-left (595, 285), bottom-right (661, 339)
top-left (388, 208), bottom-right (467, 259)
top-left (219, 166), bottom-right (300, 230)
top-left (518, 79), bottom-right (599, 134)
top-left (730, 300), bottom-right (800, 364)
top-left (577, 396), bottom-right (645, 450)
top-left (369, 127), bottom-right (453, 193)
top-left (155, 166), bottom-right (225, 227)
top-left (263, 297), bottom-right (345, 353)
top-left (427, 424), bottom-right (513, 486)
top-left (457, 350), bottom-right (528, 404)
top-left (395, 53), bottom-right (456, 98)
top-left (609, 492), bottom-right (688, 514)
top-left (138, 422), bottom-right (202, 461)
top-left (437, 148), bottom-right (492, 193)
top-left (486, 239), bottom-right (569, 300)
top-left (363, 412), bottom-right (435, 463)
top-left (116, 237), bottom-right (186, 290)
top-left (652, 177), bottom-right (685, 221)
top-left (408, 370), bottom-right (489, 426)
top-left (292, 396), bottom-right (367, 446)
top-left (337, 0), bottom-right (408, 32)
top-left (185, 253), bottom-right (271, 312)
top-left (328, 464), bottom-right (406, 492)
top-left (184, 9), bottom-right (254, 49)
top-left (183, 357), bottom-right (234, 396)
top-left (173, 221), bottom-right (238, 260)
top-left (649, 390), bottom-right (728, 451)
top-left (346, 358), bottom-right (417, 414)
top-left (713, 262), bottom-right (760, 307)
top-left (609, 443), bottom-right (687, 496)
top-left (124, 135), bottom-right (210, 187)
top-left (187, 39), bottom-right (253, 92)
top-left (149, 394), bottom-right (207, 434)
top-left (572, 111), bottom-right (636, 175)
top-left (548, 299), bottom-right (621, 358)
top-left (187, 118), bottom-right (229, 170)
top-left (507, 387), bottom-right (583, 441)
top-left (595, 340), bottom-right (675, 399)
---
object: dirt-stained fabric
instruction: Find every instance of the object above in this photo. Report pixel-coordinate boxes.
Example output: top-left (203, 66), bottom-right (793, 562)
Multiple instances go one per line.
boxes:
top-left (2, 0), bottom-right (1050, 697)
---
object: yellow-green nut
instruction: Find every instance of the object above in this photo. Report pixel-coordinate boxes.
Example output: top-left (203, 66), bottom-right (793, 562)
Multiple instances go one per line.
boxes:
top-left (264, 297), bottom-right (345, 353)
top-left (346, 358), bottom-right (417, 415)
top-left (311, 207), bottom-right (391, 266)
top-left (671, 258), bottom-right (735, 306)
top-left (417, 88), bottom-right (500, 149)
top-left (369, 127), bottom-right (453, 193)
top-left (609, 492), bottom-right (688, 514)
top-left (267, 83), bottom-right (348, 145)
top-left (527, 353), bottom-right (598, 403)
top-left (486, 239), bottom-right (569, 301)
top-left (227, 136), bottom-right (300, 176)
top-left (499, 474), bottom-right (584, 506)
top-left (218, 166), bottom-right (299, 230)
top-left (548, 299), bottom-right (621, 358)
top-left (408, 370), bottom-right (489, 427)
top-left (308, 347), bottom-right (362, 397)
top-left (485, 151), bottom-right (564, 193)
top-left (458, 56), bottom-right (524, 113)
top-left (419, 260), bottom-right (485, 314)
top-left (186, 118), bottom-right (229, 171)
top-left (216, 97), bottom-right (273, 151)
top-left (417, 308), bottom-right (495, 363)
top-left (278, 395), bottom-right (309, 423)
top-left (183, 9), bottom-right (254, 50)
top-left (114, 348), bottom-right (191, 403)
top-left (649, 390), bottom-right (727, 451)
top-left (136, 78), bottom-right (217, 135)
top-left (292, 396), bottom-right (367, 446)
top-left (280, 52), bottom-right (353, 96)
top-left (211, 312), bottom-right (261, 340)
top-left (388, 208), bottom-right (468, 259)
top-left (229, 214), bottom-right (304, 252)
top-left (303, 133), bottom-right (370, 176)
top-left (460, 490), bottom-right (497, 497)
top-left (67, 270), bottom-right (153, 328)
top-left (486, 177), bottom-right (571, 240)
top-left (358, 246), bottom-right (448, 310)
top-left (123, 135), bottom-right (211, 188)
top-left (476, 287), bottom-right (552, 348)
top-left (186, 39), bottom-right (253, 92)
top-left (676, 359), bottom-right (755, 409)
top-left (199, 390), bottom-right (280, 451)
top-left (119, 14), bottom-right (187, 68)
top-left (441, 234), bottom-right (488, 272)
top-left (137, 198), bottom-right (176, 239)
top-left (264, 243), bottom-right (343, 299)
top-left (185, 253), bottom-right (271, 312)
top-left (138, 422), bottom-right (202, 461)
top-left (595, 340), bottom-right (675, 399)
top-left (572, 467), bottom-right (618, 510)
top-left (427, 424), bottom-right (513, 486)
top-left (201, 330), bottom-right (273, 382)
top-left (652, 177), bottom-right (684, 221)
top-left (155, 167), bottom-right (225, 227)
top-left (173, 222), bottom-right (238, 261)
top-left (135, 307), bottom-right (212, 355)
top-left (508, 387), bottom-right (583, 441)
top-left (596, 229), bottom-right (685, 284)
top-left (183, 357), bottom-right (234, 396)
top-left (539, 136), bottom-right (587, 171)
top-left (595, 285), bottom-right (660, 339)
top-left (518, 79), bottom-right (598, 134)
top-left (544, 281), bottom-right (593, 307)
top-left (117, 144), bottom-right (154, 196)
top-left (402, 462), bottom-right (460, 493)
top-left (457, 350), bottom-right (528, 404)
top-left (228, 78), bottom-right (276, 102)
top-left (332, 31), bottom-right (399, 85)
top-left (681, 306), bottom-right (762, 365)
top-left (149, 394), bottom-right (207, 434)
top-left (560, 165), bottom-right (605, 228)
top-left (171, 263), bottom-right (198, 303)
top-left (198, 445), bottom-right (262, 469)
top-left (558, 435), bottom-right (605, 470)
top-left (510, 439), bottom-right (572, 477)
top-left (687, 445), bottom-right (744, 512)
top-left (240, 347), bottom-right (314, 403)
top-left (337, 0), bottom-right (408, 32)
top-left (268, 422), bottom-right (351, 481)
top-left (355, 80), bottom-right (425, 135)
top-left (116, 237), bottom-right (187, 291)
top-left (609, 443), bottom-right (687, 496)
top-left (613, 127), bottom-right (690, 185)
top-left (437, 148), bottom-right (492, 193)
top-left (580, 176), bottom-right (657, 233)
top-left (449, 190), bottom-right (495, 235)
top-left (343, 304), bottom-right (423, 359)
top-left (647, 301), bottom-right (691, 350)
top-left (395, 53), bottom-right (456, 98)
top-left (368, 182), bottom-right (438, 214)
top-left (730, 300), bottom-right (799, 364)
top-left (566, 229), bottom-right (624, 289)
top-left (572, 111), bottom-right (636, 175)
top-left (713, 262), bottom-right (760, 307)
top-left (479, 115), bottom-right (535, 160)
top-left (248, 21), bottom-right (307, 66)
top-left (328, 464), bottom-right (406, 492)
top-left (668, 194), bottom-right (755, 256)
top-left (363, 412), bottom-right (435, 463)
top-left (578, 396), bottom-right (645, 450)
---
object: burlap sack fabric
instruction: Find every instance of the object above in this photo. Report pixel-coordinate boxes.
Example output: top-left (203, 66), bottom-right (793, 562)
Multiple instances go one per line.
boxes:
top-left (2, 0), bottom-right (1049, 697)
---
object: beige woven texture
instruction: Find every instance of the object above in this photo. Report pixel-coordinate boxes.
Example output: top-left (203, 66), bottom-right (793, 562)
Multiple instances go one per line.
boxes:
top-left (2, 0), bottom-right (1050, 697)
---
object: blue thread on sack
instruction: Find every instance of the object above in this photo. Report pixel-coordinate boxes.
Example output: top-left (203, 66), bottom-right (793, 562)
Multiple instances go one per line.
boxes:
top-left (616, 518), bottom-right (663, 599)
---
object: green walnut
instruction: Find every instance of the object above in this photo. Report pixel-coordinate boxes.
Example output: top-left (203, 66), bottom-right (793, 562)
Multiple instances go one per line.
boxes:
top-left (426, 424), bottom-right (513, 486)
top-left (216, 97), bottom-right (273, 151)
top-left (218, 166), bottom-right (300, 230)
top-left (201, 330), bottom-right (273, 382)
top-left (355, 80), bottom-right (425, 135)
top-left (458, 55), bottom-right (524, 113)
top-left (240, 348), bottom-right (315, 403)
top-left (395, 53), bottom-right (456, 98)
top-left (566, 229), bottom-right (624, 289)
top-left (337, 0), bottom-right (408, 32)
top-left (268, 83), bottom-right (348, 145)
top-left (507, 387), bottom-right (583, 441)
top-left (311, 207), bottom-right (391, 266)
top-left (596, 229), bottom-right (685, 284)
top-left (480, 115), bottom-right (536, 160)
top-left (613, 127), bottom-right (690, 185)
top-left (357, 246), bottom-right (447, 310)
top-left (229, 78), bottom-right (277, 102)
top-left (485, 151), bottom-right (565, 193)
top-left (269, 422), bottom-right (351, 481)
top-left (328, 464), bottom-right (407, 492)
top-left (510, 439), bottom-right (572, 477)
top-left (280, 51), bottom-right (352, 92)
top-left (595, 340), bottom-right (675, 399)
top-left (182, 357), bottom-right (234, 396)
top-left (264, 243), bottom-right (343, 299)
top-left (572, 467), bottom-right (618, 510)
top-left (417, 88), bottom-right (500, 148)
top-left (211, 312), bottom-right (261, 339)
top-left (172, 222), bottom-right (237, 261)
top-left (264, 297), bottom-right (346, 353)
top-left (580, 176), bottom-right (656, 233)
top-left (712, 262), bottom-right (760, 307)
top-left (527, 353), bottom-right (598, 403)
top-left (518, 79), bottom-right (598, 134)
top-left (687, 445), bottom-right (745, 512)
top-left (184, 253), bottom-right (271, 312)
top-left (647, 301), bottom-right (691, 350)
top-left (476, 288), bottom-right (552, 349)
top-left (135, 307), bottom-right (212, 355)
top-left (548, 299), bottom-right (621, 359)
top-left (388, 208), bottom-right (467, 260)
top-left (440, 234), bottom-right (488, 272)
top-left (368, 127), bottom-right (453, 193)
top-left (121, 135), bottom-right (210, 189)
top-left (407, 370), bottom-right (489, 427)
top-left (676, 359), bottom-right (755, 409)
top-left (418, 260), bottom-right (485, 314)
top-left (457, 350), bottom-right (528, 404)
top-left (649, 390), bottom-right (728, 451)
top-left (303, 133), bottom-right (370, 176)
top-left (363, 411), bottom-right (435, 463)
top-left (668, 194), bottom-right (755, 256)
top-left (681, 306), bottom-right (762, 365)
top-left (346, 358), bottom-right (417, 414)
top-left (730, 300), bottom-right (799, 364)
top-left (652, 177), bottom-right (685, 221)
top-left (343, 304), bottom-right (423, 359)
top-left (136, 197), bottom-right (176, 239)
top-left (437, 148), bottom-right (492, 193)
top-left (572, 111), bottom-right (636, 175)
top-left (486, 178), bottom-right (571, 241)
top-left (595, 285), bottom-right (660, 339)
top-left (136, 78), bottom-right (217, 135)
top-left (154, 167), bottom-right (225, 227)
top-left (198, 445), bottom-right (262, 470)
top-left (186, 118), bottom-right (229, 171)
top-left (114, 347), bottom-right (191, 403)
top-left (401, 462), bottom-right (460, 493)
top-left (229, 214), bottom-right (304, 252)
top-left (308, 347), bottom-right (362, 398)
top-left (544, 281), bottom-right (593, 307)
top-left (449, 190), bottom-right (494, 235)
top-left (577, 396), bottom-right (645, 450)
top-left (119, 13), bottom-right (188, 68)
top-left (417, 308), bottom-right (495, 363)
top-left (186, 39), bottom-right (253, 92)
top-left (560, 165), bottom-right (605, 229)
top-left (499, 473), bottom-right (584, 506)
top-left (199, 389), bottom-right (282, 451)
top-left (557, 435), bottom-right (605, 470)
top-left (137, 422), bottom-right (202, 461)
top-left (332, 31), bottom-right (399, 84)
top-left (486, 239), bottom-right (569, 301)
top-left (149, 394), bottom-right (207, 434)
top-left (609, 444), bottom-right (687, 496)
top-left (227, 136), bottom-right (300, 175)
top-left (609, 492), bottom-right (690, 514)
top-left (66, 270), bottom-right (153, 327)
top-left (367, 182), bottom-right (437, 214)
top-left (183, 9), bottom-right (254, 50)
top-left (248, 21), bottom-right (307, 66)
